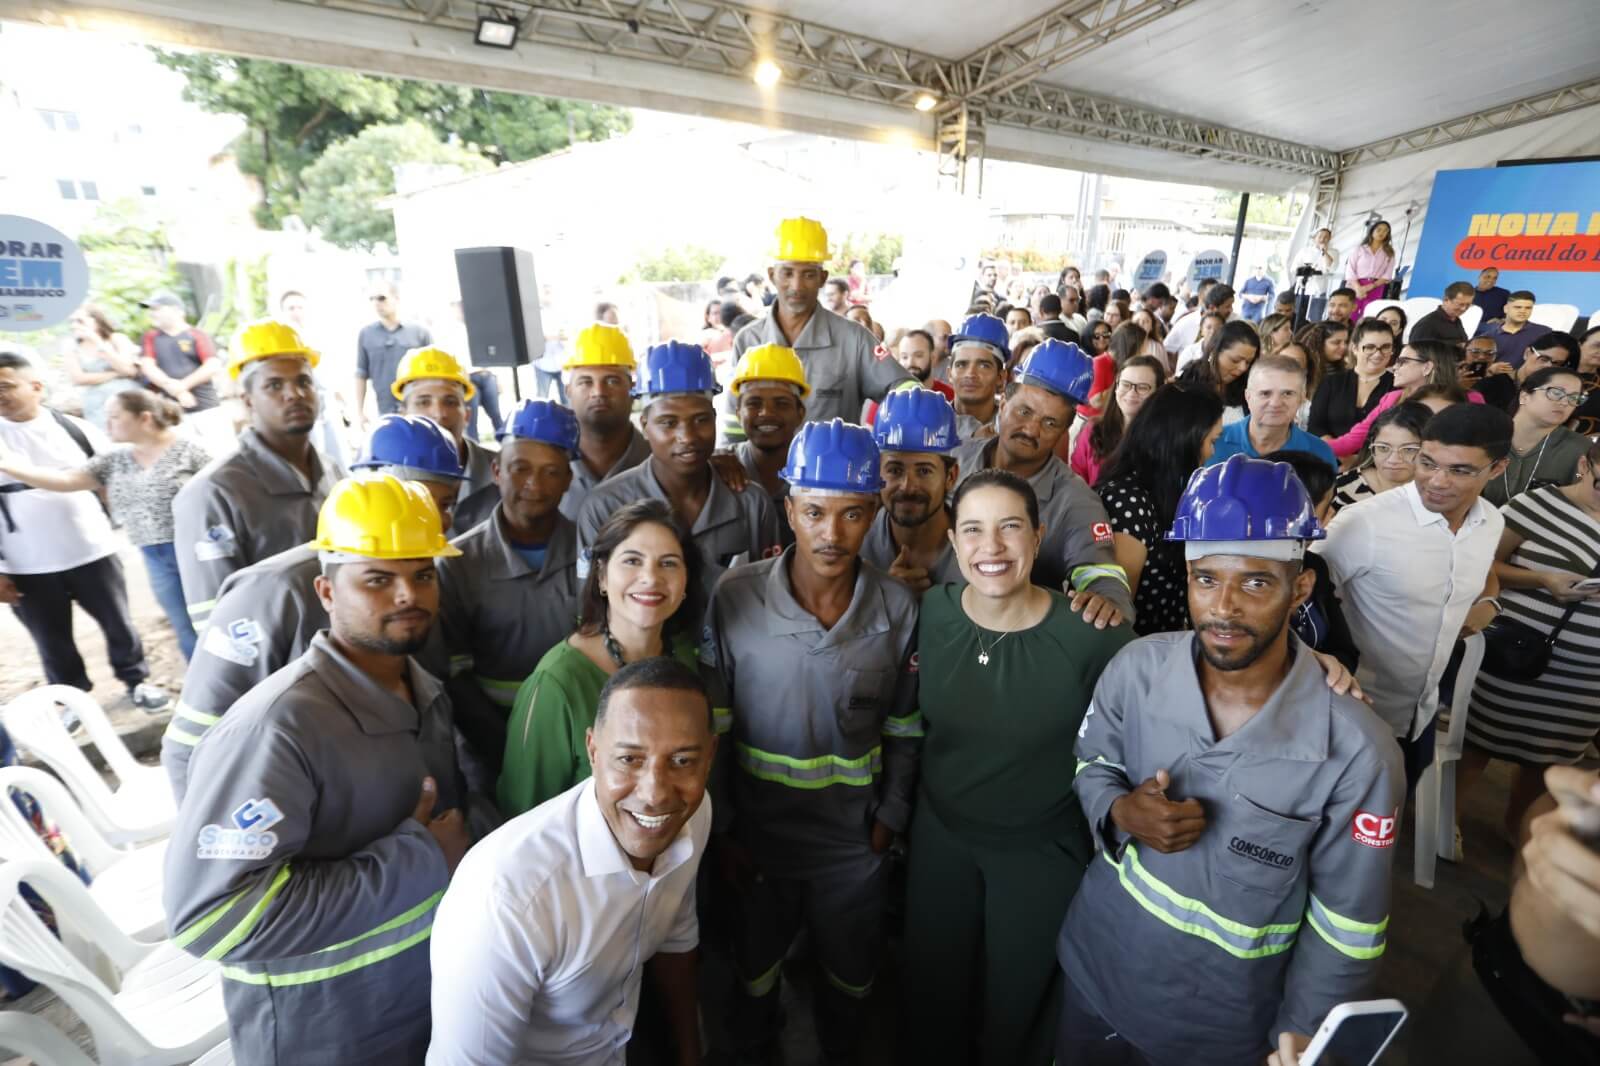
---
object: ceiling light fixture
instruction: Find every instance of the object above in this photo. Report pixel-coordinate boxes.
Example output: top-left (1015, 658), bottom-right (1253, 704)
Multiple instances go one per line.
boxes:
top-left (475, 15), bottom-right (519, 49)
top-left (753, 59), bottom-right (783, 88)
top-left (914, 93), bottom-right (938, 112)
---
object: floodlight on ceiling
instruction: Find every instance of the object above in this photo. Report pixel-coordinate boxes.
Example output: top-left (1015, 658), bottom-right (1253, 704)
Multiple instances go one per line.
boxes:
top-left (475, 15), bottom-right (519, 49)
top-left (753, 59), bottom-right (783, 88)
top-left (914, 93), bottom-right (938, 112)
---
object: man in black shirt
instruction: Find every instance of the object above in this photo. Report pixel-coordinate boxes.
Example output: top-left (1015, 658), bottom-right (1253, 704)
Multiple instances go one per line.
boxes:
top-left (1410, 281), bottom-right (1476, 347)
top-left (1036, 293), bottom-right (1080, 343)
top-left (139, 291), bottom-right (219, 411)
top-left (353, 281), bottom-right (433, 428)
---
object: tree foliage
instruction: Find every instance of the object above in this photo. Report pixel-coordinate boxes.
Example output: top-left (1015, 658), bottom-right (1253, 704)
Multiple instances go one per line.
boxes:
top-left (620, 246), bottom-right (727, 284)
top-left (152, 51), bottom-right (632, 227)
top-left (299, 121), bottom-right (490, 250)
top-left (76, 199), bottom-right (188, 335)
top-left (830, 233), bottom-right (903, 276)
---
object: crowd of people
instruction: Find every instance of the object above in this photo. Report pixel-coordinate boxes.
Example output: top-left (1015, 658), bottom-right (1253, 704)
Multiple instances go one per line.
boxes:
top-left (2, 212), bottom-right (1600, 1066)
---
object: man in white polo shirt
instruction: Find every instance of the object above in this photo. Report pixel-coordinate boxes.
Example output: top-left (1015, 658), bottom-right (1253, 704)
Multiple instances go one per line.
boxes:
top-left (427, 657), bottom-right (715, 1066)
top-left (1314, 403), bottom-right (1512, 789)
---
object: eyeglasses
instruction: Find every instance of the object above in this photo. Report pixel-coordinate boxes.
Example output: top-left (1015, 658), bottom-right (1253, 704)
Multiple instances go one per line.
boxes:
top-left (1371, 443), bottom-right (1421, 462)
top-left (1358, 342), bottom-right (1395, 355)
top-left (1116, 380), bottom-right (1155, 396)
top-left (1415, 453), bottom-right (1492, 480)
top-left (1393, 355), bottom-right (1429, 368)
top-left (1535, 385), bottom-right (1585, 407)
top-left (1528, 351), bottom-right (1567, 367)
top-left (1464, 347), bottom-right (1496, 360)
top-left (369, 294), bottom-right (390, 303)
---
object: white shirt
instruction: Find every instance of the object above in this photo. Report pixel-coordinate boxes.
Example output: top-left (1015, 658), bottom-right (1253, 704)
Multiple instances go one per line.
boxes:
top-left (1165, 308), bottom-right (1203, 355)
top-left (0, 410), bottom-right (116, 575)
top-left (1175, 339), bottom-right (1206, 373)
top-left (1296, 242), bottom-right (1340, 297)
top-left (427, 779), bottom-right (711, 1066)
top-left (1313, 481), bottom-right (1503, 739)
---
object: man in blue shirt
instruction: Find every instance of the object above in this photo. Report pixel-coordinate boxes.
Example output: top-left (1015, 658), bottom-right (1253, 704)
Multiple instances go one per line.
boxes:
top-left (1207, 356), bottom-right (1337, 471)
top-left (1237, 265), bottom-right (1276, 324)
top-left (1473, 289), bottom-right (1550, 369)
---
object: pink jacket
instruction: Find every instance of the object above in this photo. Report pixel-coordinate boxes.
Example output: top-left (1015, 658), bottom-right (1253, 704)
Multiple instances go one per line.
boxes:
top-left (1330, 386), bottom-right (1485, 457)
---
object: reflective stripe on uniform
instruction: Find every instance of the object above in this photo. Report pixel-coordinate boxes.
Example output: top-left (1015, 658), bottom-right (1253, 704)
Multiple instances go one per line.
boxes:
top-left (474, 675), bottom-right (523, 708)
top-left (221, 890), bottom-right (442, 987)
top-left (448, 654), bottom-right (474, 679)
top-left (1306, 893), bottom-right (1387, 960)
top-left (1075, 754), bottom-right (1126, 775)
top-left (171, 865), bottom-right (292, 957)
top-left (883, 711), bottom-right (924, 739)
top-left (823, 967), bottom-right (874, 1000)
top-left (712, 706), bottom-right (732, 735)
top-left (735, 742), bottom-right (882, 789)
top-left (743, 959), bottom-right (782, 998)
top-left (176, 702), bottom-right (221, 727)
top-left (187, 598), bottom-right (216, 620)
top-left (1070, 563), bottom-right (1131, 592)
top-left (1106, 845), bottom-right (1300, 960)
top-left (164, 701), bottom-right (221, 748)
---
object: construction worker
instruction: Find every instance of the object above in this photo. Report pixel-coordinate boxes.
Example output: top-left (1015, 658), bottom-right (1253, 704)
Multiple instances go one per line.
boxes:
top-left (437, 399), bottom-right (581, 779)
top-left (705, 418), bottom-right (920, 1064)
top-left (559, 322), bottom-right (650, 520)
top-left (731, 217), bottom-right (912, 423)
top-left (577, 341), bottom-right (779, 611)
top-left (162, 415), bottom-right (464, 801)
top-left (861, 386), bottom-right (964, 592)
top-left (165, 474), bottom-right (471, 1066)
top-left (393, 345), bottom-right (500, 532)
top-left (729, 343), bottom-right (809, 549)
top-left (173, 319), bottom-right (336, 632)
top-left (1059, 456), bottom-right (1404, 1066)
top-left (948, 313), bottom-right (1009, 439)
top-left (952, 339), bottom-right (1134, 628)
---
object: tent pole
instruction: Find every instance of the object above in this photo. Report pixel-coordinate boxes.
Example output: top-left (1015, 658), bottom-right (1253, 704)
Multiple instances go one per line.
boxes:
top-left (1227, 192), bottom-right (1249, 287)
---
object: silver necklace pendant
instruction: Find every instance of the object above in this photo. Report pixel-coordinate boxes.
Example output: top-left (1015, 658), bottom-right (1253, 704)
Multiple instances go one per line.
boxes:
top-left (978, 651), bottom-right (990, 665)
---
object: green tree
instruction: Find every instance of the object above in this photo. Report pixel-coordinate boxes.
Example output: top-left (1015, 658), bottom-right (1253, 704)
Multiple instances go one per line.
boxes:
top-left (1213, 191), bottom-right (1295, 226)
top-left (830, 233), bottom-right (903, 276)
top-left (299, 121), bottom-right (490, 250)
top-left (76, 199), bottom-right (187, 334)
top-left (620, 246), bottom-right (726, 284)
top-left (152, 52), bottom-right (631, 227)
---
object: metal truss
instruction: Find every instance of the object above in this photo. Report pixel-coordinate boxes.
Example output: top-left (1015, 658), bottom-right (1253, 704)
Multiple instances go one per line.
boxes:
top-left (1338, 76), bottom-right (1600, 168)
top-left (1310, 171), bottom-right (1340, 232)
top-left (937, 103), bottom-right (986, 196)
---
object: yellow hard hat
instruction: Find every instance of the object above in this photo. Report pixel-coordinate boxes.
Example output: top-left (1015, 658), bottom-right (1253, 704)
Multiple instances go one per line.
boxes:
top-left (774, 217), bottom-right (829, 263)
top-left (307, 474), bottom-right (462, 560)
top-left (391, 346), bottom-right (476, 401)
top-left (563, 322), bottom-right (635, 371)
top-left (730, 343), bottom-right (810, 398)
top-left (228, 319), bottom-right (320, 380)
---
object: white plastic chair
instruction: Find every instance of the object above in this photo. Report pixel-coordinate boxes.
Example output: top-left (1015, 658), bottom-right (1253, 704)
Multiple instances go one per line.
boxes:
top-left (1414, 633), bottom-right (1486, 889)
top-left (1361, 298), bottom-right (1403, 324)
top-left (192, 1042), bottom-right (235, 1065)
top-left (0, 766), bottom-right (168, 939)
top-left (0, 859), bottom-right (226, 1066)
top-left (1529, 302), bottom-right (1580, 333)
top-left (1459, 304), bottom-right (1483, 339)
top-left (2, 685), bottom-right (175, 847)
top-left (0, 1011), bottom-right (97, 1066)
top-left (1401, 296), bottom-right (1442, 340)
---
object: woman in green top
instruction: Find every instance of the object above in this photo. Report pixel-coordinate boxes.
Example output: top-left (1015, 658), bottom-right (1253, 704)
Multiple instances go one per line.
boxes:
top-left (498, 499), bottom-right (704, 816)
top-left (903, 469), bottom-right (1133, 1066)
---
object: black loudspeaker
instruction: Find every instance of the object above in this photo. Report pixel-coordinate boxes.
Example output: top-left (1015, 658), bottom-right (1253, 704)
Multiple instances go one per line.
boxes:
top-left (454, 246), bottom-right (543, 368)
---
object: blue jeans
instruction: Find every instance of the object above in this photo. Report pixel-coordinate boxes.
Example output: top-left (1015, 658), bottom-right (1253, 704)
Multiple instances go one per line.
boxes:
top-left (467, 370), bottom-right (506, 442)
top-left (534, 367), bottom-right (567, 404)
top-left (141, 541), bottom-right (197, 661)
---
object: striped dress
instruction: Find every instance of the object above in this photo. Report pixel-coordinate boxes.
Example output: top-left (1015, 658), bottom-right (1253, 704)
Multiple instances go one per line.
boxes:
top-left (1466, 486), bottom-right (1600, 764)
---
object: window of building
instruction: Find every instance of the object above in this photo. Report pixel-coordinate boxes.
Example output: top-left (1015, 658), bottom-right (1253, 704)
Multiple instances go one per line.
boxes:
top-left (57, 179), bottom-right (77, 200)
top-left (141, 185), bottom-right (157, 197)
top-left (80, 181), bottom-right (100, 201)
top-left (39, 109), bottom-right (80, 132)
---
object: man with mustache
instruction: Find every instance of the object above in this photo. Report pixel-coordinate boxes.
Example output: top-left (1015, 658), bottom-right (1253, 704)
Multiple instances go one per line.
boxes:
top-left (730, 344), bottom-right (810, 549)
top-left (1061, 455), bottom-right (1403, 1066)
top-left (704, 418), bottom-right (920, 1065)
top-left (173, 320), bottom-right (338, 632)
top-left (731, 217), bottom-right (912, 424)
top-left (559, 322), bottom-right (650, 520)
top-left (437, 400), bottom-right (582, 780)
top-left (166, 474), bottom-right (470, 1066)
top-left (393, 346), bottom-right (501, 532)
top-left (861, 387), bottom-right (963, 593)
top-left (577, 342), bottom-right (778, 611)
top-left (164, 414), bottom-right (464, 801)
top-left (948, 313), bottom-right (1008, 440)
top-left (952, 340), bottom-right (1134, 628)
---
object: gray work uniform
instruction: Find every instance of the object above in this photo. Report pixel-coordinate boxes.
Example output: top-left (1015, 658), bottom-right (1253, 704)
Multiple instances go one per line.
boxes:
top-left (858, 509), bottom-right (963, 588)
top-left (703, 552), bottom-right (919, 1052)
top-left (732, 308), bottom-right (912, 424)
top-left (1063, 633), bottom-right (1404, 1065)
top-left (558, 426), bottom-right (651, 522)
top-left (437, 510), bottom-right (582, 772)
top-left (172, 428), bottom-right (336, 631)
top-left (575, 458), bottom-right (781, 611)
top-left (955, 412), bottom-right (995, 441)
top-left (452, 436), bottom-right (501, 535)
top-left (952, 436), bottom-right (1135, 624)
top-left (736, 440), bottom-right (793, 548)
top-left (165, 633), bottom-right (460, 1066)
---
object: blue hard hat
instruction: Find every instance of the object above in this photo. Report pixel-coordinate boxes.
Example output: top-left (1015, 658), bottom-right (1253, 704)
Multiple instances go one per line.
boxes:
top-left (634, 341), bottom-right (722, 399)
top-left (499, 399), bottom-right (580, 457)
top-left (781, 418), bottom-right (884, 494)
top-left (949, 313), bottom-right (1010, 363)
top-left (873, 386), bottom-right (959, 455)
top-left (1166, 455), bottom-right (1326, 543)
top-left (1012, 339), bottom-right (1095, 405)
top-left (353, 414), bottom-right (464, 481)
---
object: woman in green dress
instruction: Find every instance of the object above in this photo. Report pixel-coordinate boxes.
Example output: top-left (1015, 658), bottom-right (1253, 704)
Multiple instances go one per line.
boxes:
top-left (498, 499), bottom-right (705, 816)
top-left (903, 468), bottom-right (1133, 1065)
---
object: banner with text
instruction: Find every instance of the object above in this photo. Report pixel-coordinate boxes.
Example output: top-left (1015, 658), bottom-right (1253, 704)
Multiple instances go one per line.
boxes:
top-left (1410, 161), bottom-right (1600, 308)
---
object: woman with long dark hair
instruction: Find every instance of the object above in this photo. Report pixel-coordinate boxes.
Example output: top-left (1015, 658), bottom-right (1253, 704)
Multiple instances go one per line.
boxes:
top-left (1346, 219), bottom-right (1397, 319)
top-left (1175, 319), bottom-right (1258, 418)
top-left (1376, 304), bottom-right (1408, 345)
top-left (1094, 384), bottom-right (1225, 634)
top-left (497, 499), bottom-right (708, 815)
top-left (1329, 339), bottom-right (1483, 458)
top-left (1071, 355), bottom-right (1166, 486)
top-left (1084, 283), bottom-right (1111, 324)
top-left (1309, 318), bottom-right (1396, 438)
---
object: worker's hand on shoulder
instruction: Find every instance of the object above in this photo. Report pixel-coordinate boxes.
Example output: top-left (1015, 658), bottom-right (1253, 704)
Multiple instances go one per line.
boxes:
top-left (888, 546), bottom-right (930, 593)
top-left (1109, 769), bottom-right (1206, 854)
top-left (708, 452), bottom-right (749, 494)
top-left (412, 776), bottom-right (469, 874)
top-left (1523, 766), bottom-right (1600, 942)
top-left (1069, 588), bottom-right (1124, 630)
top-left (1310, 649), bottom-right (1366, 703)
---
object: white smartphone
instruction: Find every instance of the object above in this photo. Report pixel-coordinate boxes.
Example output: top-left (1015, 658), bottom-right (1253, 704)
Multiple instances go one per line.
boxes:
top-left (1572, 577), bottom-right (1600, 593)
top-left (1299, 999), bottom-right (1408, 1066)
